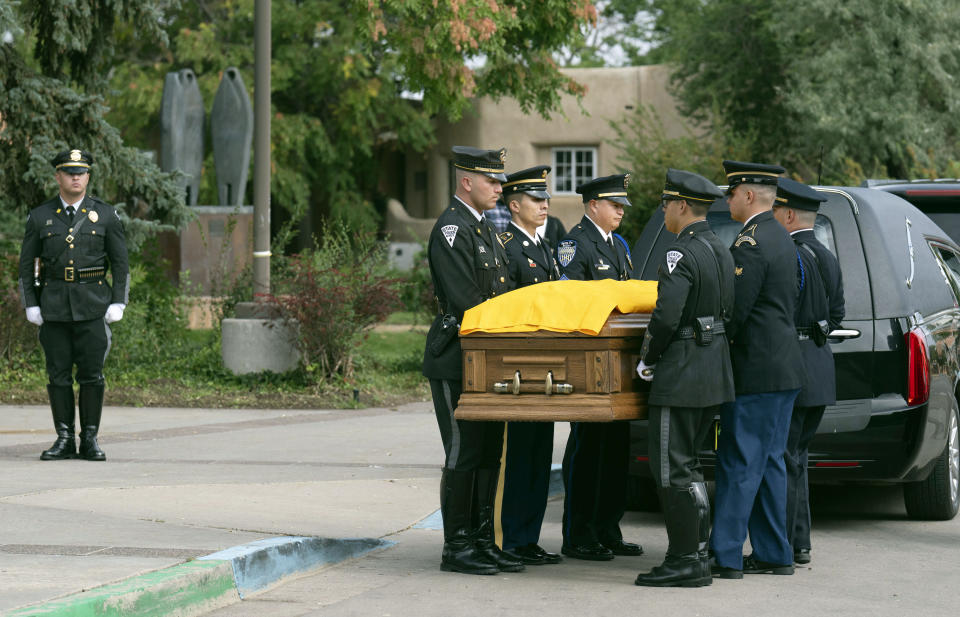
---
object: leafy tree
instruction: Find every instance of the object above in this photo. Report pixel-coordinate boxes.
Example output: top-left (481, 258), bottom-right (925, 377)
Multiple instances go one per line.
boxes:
top-left (643, 0), bottom-right (960, 182)
top-left (105, 0), bottom-right (598, 249)
top-left (0, 0), bottom-right (189, 254)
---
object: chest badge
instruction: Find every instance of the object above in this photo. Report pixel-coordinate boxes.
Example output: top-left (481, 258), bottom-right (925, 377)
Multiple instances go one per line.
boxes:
top-left (596, 258), bottom-right (610, 271)
top-left (88, 210), bottom-right (98, 223)
top-left (478, 245), bottom-right (486, 254)
top-left (46, 219), bottom-right (53, 226)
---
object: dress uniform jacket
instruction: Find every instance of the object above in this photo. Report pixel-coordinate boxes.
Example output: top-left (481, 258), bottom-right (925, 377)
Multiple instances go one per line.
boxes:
top-left (18, 195), bottom-right (129, 321)
top-left (643, 220), bottom-right (735, 408)
top-left (422, 199), bottom-right (511, 381)
top-left (727, 210), bottom-right (803, 394)
top-left (557, 215), bottom-right (632, 549)
top-left (557, 216), bottom-right (632, 281)
top-left (792, 229), bottom-right (844, 407)
top-left (499, 222), bottom-right (560, 288)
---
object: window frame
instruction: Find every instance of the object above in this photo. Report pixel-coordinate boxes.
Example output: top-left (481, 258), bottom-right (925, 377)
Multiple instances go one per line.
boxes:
top-left (551, 146), bottom-right (598, 195)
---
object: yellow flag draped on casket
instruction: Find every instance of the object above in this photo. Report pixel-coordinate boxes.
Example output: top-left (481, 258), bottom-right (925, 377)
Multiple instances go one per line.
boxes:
top-left (460, 279), bottom-right (658, 336)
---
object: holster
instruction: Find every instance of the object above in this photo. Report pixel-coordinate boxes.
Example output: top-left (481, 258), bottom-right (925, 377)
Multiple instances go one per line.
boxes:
top-left (812, 319), bottom-right (830, 347)
top-left (427, 313), bottom-right (460, 357)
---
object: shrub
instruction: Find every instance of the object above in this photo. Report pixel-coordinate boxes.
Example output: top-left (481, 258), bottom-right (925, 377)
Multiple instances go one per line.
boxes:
top-left (395, 244), bottom-right (435, 322)
top-left (270, 223), bottom-right (401, 379)
top-left (0, 253), bottom-right (40, 368)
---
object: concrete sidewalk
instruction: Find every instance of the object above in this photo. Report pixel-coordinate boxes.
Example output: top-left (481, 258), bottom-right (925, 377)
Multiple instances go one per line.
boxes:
top-left (2, 401), bottom-right (959, 617)
top-left (0, 401), bottom-right (464, 615)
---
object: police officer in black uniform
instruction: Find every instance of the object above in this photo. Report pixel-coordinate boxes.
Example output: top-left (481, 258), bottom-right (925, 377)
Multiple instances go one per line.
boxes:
top-left (555, 173), bottom-right (642, 561)
top-left (18, 149), bottom-right (129, 462)
top-left (710, 160), bottom-right (803, 578)
top-left (422, 146), bottom-right (524, 575)
top-left (496, 166), bottom-right (563, 566)
top-left (772, 178), bottom-right (844, 566)
top-left (634, 170), bottom-right (735, 587)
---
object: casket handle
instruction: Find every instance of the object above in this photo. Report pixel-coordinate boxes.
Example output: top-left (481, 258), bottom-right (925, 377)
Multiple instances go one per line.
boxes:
top-left (492, 371), bottom-right (575, 395)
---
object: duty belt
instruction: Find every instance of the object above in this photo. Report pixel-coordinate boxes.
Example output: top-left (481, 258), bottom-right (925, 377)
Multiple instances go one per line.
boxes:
top-left (674, 321), bottom-right (725, 340)
top-left (49, 266), bottom-right (106, 282)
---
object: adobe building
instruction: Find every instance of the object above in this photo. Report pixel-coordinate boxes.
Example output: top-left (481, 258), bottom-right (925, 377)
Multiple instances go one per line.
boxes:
top-left (385, 64), bottom-right (693, 262)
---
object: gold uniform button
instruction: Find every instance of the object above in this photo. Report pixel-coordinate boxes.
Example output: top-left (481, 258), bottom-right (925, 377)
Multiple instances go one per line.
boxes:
top-left (484, 262), bottom-right (489, 267)
top-left (69, 260), bottom-right (74, 264)
top-left (69, 228), bottom-right (73, 232)
top-left (69, 244), bottom-right (74, 249)
top-left (92, 230), bottom-right (96, 235)
top-left (500, 276), bottom-right (505, 283)
top-left (98, 281), bottom-right (103, 285)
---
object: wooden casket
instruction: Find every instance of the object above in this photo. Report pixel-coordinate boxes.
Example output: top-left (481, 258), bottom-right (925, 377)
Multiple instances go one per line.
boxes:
top-left (454, 313), bottom-right (650, 422)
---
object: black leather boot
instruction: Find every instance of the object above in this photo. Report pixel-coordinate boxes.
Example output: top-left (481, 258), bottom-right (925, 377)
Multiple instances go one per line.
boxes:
top-left (440, 469), bottom-right (498, 575)
top-left (634, 487), bottom-right (711, 587)
top-left (78, 384), bottom-right (106, 461)
top-left (474, 467), bottom-right (525, 572)
top-left (41, 385), bottom-right (77, 460)
top-left (692, 482), bottom-right (712, 579)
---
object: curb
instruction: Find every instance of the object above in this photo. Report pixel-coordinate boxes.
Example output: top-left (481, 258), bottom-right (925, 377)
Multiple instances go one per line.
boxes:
top-left (6, 536), bottom-right (393, 617)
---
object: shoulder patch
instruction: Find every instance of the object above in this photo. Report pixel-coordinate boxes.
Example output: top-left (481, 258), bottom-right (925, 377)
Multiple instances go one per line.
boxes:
top-left (498, 231), bottom-right (514, 245)
top-left (665, 250), bottom-right (684, 274)
top-left (441, 224), bottom-right (458, 248)
top-left (557, 239), bottom-right (577, 267)
top-left (734, 235), bottom-right (757, 248)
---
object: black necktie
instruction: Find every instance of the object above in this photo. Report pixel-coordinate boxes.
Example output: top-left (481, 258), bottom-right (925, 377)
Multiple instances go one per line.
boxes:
top-left (66, 205), bottom-right (75, 219)
top-left (607, 236), bottom-right (616, 253)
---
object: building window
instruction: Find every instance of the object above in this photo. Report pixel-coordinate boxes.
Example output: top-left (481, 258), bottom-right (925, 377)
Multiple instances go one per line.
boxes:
top-left (552, 147), bottom-right (597, 194)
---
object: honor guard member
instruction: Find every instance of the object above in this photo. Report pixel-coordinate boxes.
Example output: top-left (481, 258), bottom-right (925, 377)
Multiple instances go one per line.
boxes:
top-left (633, 170), bottom-right (735, 588)
top-left (495, 166), bottom-right (563, 566)
top-left (18, 149), bottom-right (129, 461)
top-left (710, 160), bottom-right (803, 579)
top-left (772, 178), bottom-right (844, 566)
top-left (556, 173), bottom-right (642, 561)
top-left (422, 146), bottom-right (524, 575)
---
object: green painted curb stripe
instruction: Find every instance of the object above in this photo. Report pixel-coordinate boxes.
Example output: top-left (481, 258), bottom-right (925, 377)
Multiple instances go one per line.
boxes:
top-left (7, 560), bottom-right (239, 617)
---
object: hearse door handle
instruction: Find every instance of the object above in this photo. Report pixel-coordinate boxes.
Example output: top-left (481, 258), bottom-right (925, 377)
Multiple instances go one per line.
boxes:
top-left (828, 328), bottom-right (861, 340)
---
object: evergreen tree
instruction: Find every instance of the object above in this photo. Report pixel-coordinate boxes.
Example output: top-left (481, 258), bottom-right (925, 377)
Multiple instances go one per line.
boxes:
top-left (0, 0), bottom-right (188, 254)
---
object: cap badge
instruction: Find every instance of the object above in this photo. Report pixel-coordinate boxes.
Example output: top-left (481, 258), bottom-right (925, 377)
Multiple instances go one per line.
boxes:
top-left (541, 170), bottom-right (548, 179)
top-left (623, 174), bottom-right (630, 188)
top-left (69, 149), bottom-right (82, 161)
top-left (498, 149), bottom-right (506, 163)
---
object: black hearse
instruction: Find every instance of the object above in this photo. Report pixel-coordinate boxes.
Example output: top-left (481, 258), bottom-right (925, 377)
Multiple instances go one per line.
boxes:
top-left (629, 187), bottom-right (960, 520)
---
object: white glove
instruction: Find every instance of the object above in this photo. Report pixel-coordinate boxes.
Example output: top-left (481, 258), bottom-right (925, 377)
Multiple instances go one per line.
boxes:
top-left (636, 359), bottom-right (656, 382)
top-left (26, 306), bottom-right (43, 326)
top-left (105, 303), bottom-right (125, 324)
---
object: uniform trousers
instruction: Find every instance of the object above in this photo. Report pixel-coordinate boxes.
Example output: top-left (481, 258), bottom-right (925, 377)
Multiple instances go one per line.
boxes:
top-left (561, 421), bottom-right (629, 546)
top-left (785, 404), bottom-right (826, 553)
top-left (38, 319), bottom-right (111, 386)
top-left (710, 389), bottom-right (799, 569)
top-left (647, 405), bottom-right (718, 489)
top-left (429, 379), bottom-right (504, 471)
top-left (499, 421), bottom-right (554, 550)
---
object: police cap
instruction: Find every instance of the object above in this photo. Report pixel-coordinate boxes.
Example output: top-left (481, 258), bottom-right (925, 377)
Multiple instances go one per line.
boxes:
top-left (776, 177), bottom-right (828, 212)
top-left (663, 168), bottom-right (723, 204)
top-left (722, 159), bottom-right (785, 194)
top-left (452, 145), bottom-right (508, 182)
top-left (503, 165), bottom-right (551, 200)
top-left (51, 148), bottom-right (93, 174)
top-left (577, 173), bottom-right (632, 207)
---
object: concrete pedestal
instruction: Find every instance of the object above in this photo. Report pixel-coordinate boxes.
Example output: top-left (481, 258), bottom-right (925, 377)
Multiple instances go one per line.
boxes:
top-left (221, 302), bottom-right (299, 375)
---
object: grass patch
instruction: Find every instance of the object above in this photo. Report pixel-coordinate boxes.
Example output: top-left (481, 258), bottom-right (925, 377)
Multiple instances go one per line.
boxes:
top-left (0, 328), bottom-right (429, 409)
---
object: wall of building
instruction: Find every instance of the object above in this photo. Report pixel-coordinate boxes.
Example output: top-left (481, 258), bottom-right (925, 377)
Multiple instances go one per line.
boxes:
top-left (400, 65), bottom-right (691, 231)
